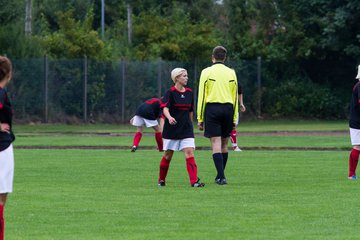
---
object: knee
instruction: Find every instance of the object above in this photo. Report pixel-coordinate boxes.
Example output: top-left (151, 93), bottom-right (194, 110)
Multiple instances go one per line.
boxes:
top-left (354, 146), bottom-right (360, 151)
top-left (184, 149), bottom-right (194, 158)
top-left (163, 151), bottom-right (173, 160)
top-left (221, 146), bottom-right (228, 153)
top-left (0, 194), bottom-right (7, 206)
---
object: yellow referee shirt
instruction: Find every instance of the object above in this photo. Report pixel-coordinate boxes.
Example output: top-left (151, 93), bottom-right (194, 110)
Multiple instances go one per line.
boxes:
top-left (197, 63), bottom-right (239, 123)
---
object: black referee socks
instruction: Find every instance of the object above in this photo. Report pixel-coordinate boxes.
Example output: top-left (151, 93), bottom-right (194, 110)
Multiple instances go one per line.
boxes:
top-left (222, 152), bottom-right (229, 170)
top-left (213, 153), bottom-right (225, 179)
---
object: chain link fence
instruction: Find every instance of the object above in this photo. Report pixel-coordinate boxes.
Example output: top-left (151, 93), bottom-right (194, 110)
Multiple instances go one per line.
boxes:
top-left (8, 57), bottom-right (260, 123)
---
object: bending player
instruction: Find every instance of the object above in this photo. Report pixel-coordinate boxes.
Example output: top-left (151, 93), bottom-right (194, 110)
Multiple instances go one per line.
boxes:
top-left (158, 68), bottom-right (205, 187)
top-left (130, 97), bottom-right (164, 152)
top-left (230, 84), bottom-right (246, 151)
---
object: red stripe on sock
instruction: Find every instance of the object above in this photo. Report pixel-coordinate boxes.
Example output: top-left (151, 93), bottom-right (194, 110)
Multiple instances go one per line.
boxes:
top-left (186, 157), bottom-right (198, 185)
top-left (159, 156), bottom-right (171, 182)
top-left (349, 148), bottom-right (360, 177)
top-left (132, 132), bottom-right (142, 147)
top-left (0, 205), bottom-right (4, 240)
top-left (230, 129), bottom-right (237, 144)
top-left (155, 132), bottom-right (163, 151)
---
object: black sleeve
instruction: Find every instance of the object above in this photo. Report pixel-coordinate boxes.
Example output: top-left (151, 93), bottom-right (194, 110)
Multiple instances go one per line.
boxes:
top-left (161, 90), bottom-right (172, 109)
top-left (238, 84), bottom-right (243, 95)
top-left (0, 89), bottom-right (7, 110)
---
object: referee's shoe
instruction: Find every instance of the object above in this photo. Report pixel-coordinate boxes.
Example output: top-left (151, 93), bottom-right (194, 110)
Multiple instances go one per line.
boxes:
top-left (215, 178), bottom-right (227, 185)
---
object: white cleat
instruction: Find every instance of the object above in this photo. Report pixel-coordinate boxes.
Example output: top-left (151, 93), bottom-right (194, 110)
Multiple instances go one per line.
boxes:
top-left (233, 146), bottom-right (242, 152)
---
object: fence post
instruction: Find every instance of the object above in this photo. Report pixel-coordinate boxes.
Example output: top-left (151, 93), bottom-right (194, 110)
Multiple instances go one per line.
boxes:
top-left (157, 60), bottom-right (162, 97)
top-left (193, 59), bottom-right (198, 116)
top-left (44, 55), bottom-right (48, 123)
top-left (83, 56), bottom-right (88, 123)
top-left (257, 56), bottom-right (262, 117)
top-left (121, 60), bottom-right (126, 123)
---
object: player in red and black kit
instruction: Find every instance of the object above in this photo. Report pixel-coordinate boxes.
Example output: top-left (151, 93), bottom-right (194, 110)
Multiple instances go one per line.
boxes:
top-left (0, 56), bottom-right (15, 240)
top-left (230, 83), bottom-right (246, 151)
top-left (348, 64), bottom-right (360, 180)
top-left (130, 98), bottom-right (164, 152)
top-left (158, 68), bottom-right (204, 187)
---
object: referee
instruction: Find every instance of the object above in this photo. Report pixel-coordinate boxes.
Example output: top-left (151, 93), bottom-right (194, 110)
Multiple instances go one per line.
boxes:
top-left (197, 46), bottom-right (239, 185)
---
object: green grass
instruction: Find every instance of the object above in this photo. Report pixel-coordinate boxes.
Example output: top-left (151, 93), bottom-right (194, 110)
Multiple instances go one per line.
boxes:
top-left (11, 120), bottom-right (350, 149)
top-left (14, 134), bottom-right (350, 149)
top-left (13, 119), bottom-right (348, 133)
top-left (4, 121), bottom-right (356, 239)
top-left (6, 149), bottom-right (359, 239)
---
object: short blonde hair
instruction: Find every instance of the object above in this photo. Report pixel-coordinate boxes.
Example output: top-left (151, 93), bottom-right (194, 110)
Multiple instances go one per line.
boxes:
top-left (171, 68), bottom-right (186, 83)
top-left (0, 56), bottom-right (12, 83)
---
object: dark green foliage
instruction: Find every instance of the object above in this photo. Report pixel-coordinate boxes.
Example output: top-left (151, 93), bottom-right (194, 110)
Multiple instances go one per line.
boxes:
top-left (263, 79), bottom-right (344, 119)
top-left (41, 9), bottom-right (106, 59)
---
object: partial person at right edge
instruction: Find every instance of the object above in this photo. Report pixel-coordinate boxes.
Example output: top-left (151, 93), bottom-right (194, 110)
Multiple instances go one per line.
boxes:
top-left (0, 56), bottom-right (15, 240)
top-left (230, 84), bottom-right (246, 152)
top-left (197, 46), bottom-right (239, 185)
top-left (348, 64), bottom-right (360, 180)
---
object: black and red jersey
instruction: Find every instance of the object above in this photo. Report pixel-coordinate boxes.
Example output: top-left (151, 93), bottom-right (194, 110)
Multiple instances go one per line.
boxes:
top-left (161, 86), bottom-right (194, 139)
top-left (0, 87), bottom-right (15, 151)
top-left (349, 81), bottom-right (360, 129)
top-left (135, 98), bottom-right (162, 120)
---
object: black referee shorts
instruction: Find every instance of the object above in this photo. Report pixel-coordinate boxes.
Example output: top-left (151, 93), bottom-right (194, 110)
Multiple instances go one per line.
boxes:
top-left (204, 103), bottom-right (234, 138)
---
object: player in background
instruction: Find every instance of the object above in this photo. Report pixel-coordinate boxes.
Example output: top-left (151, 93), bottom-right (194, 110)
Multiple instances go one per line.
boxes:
top-left (130, 98), bottom-right (164, 152)
top-left (0, 56), bottom-right (15, 240)
top-left (230, 84), bottom-right (246, 151)
top-left (158, 68), bottom-right (205, 187)
top-left (197, 46), bottom-right (239, 185)
top-left (348, 64), bottom-right (360, 180)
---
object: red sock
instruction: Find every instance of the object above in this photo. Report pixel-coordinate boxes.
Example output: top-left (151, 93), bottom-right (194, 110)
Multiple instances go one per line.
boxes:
top-left (155, 132), bottom-right (163, 151)
top-left (349, 149), bottom-right (360, 177)
top-left (230, 129), bottom-right (237, 145)
top-left (159, 156), bottom-right (171, 182)
top-left (186, 157), bottom-right (198, 185)
top-left (132, 132), bottom-right (142, 147)
top-left (0, 204), bottom-right (4, 240)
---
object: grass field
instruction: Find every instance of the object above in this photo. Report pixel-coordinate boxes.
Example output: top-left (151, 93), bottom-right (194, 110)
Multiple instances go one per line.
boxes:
top-left (4, 120), bottom-right (358, 239)
top-left (15, 119), bottom-right (348, 133)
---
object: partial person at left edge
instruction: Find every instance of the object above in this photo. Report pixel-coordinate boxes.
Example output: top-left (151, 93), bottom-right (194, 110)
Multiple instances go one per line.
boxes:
top-left (130, 97), bottom-right (164, 152)
top-left (348, 64), bottom-right (360, 180)
top-left (0, 56), bottom-right (15, 240)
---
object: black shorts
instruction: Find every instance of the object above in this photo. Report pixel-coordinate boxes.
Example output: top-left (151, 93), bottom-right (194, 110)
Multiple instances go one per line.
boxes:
top-left (204, 103), bottom-right (234, 138)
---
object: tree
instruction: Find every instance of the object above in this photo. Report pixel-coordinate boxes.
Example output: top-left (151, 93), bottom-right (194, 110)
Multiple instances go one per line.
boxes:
top-left (41, 9), bottom-right (106, 59)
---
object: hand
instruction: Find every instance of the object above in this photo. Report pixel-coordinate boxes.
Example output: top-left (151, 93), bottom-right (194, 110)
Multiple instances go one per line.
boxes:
top-left (198, 122), bottom-right (204, 131)
top-left (0, 123), bottom-right (10, 133)
top-left (240, 104), bottom-right (246, 112)
top-left (168, 117), bottom-right (177, 125)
